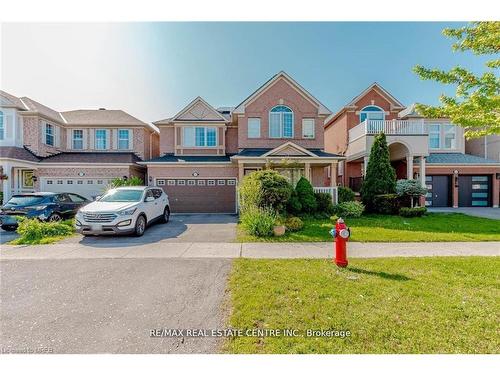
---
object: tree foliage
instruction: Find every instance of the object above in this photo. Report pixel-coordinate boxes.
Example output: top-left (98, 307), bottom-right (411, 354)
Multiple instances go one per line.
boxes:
top-left (396, 179), bottom-right (427, 208)
top-left (295, 177), bottom-right (317, 213)
top-left (109, 176), bottom-right (144, 188)
top-left (413, 22), bottom-right (500, 138)
top-left (360, 133), bottom-right (396, 211)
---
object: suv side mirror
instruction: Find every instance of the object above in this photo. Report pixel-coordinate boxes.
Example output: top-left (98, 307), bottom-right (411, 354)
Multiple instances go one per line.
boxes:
top-left (145, 196), bottom-right (155, 202)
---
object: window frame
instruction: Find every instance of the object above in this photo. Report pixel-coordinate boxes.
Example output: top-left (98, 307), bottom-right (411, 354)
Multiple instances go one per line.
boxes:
top-left (45, 123), bottom-right (55, 146)
top-left (443, 124), bottom-right (456, 150)
top-left (428, 124), bottom-right (441, 149)
top-left (72, 129), bottom-right (84, 150)
top-left (95, 129), bottom-right (107, 150)
top-left (359, 105), bottom-right (385, 123)
top-left (182, 126), bottom-right (218, 148)
top-left (0, 111), bottom-right (4, 140)
top-left (269, 105), bottom-right (294, 139)
top-left (247, 118), bottom-right (261, 138)
top-left (118, 129), bottom-right (130, 150)
top-left (301, 118), bottom-right (315, 139)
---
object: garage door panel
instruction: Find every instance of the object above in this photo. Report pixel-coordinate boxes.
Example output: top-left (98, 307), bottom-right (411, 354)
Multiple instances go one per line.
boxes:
top-left (158, 178), bottom-right (236, 213)
top-left (459, 175), bottom-right (491, 207)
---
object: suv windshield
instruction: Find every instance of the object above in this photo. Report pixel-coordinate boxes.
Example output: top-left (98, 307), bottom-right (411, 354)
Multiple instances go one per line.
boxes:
top-left (6, 195), bottom-right (47, 206)
top-left (99, 189), bottom-right (143, 202)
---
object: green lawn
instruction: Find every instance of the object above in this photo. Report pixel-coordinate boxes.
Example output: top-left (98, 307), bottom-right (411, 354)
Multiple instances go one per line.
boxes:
top-left (224, 257), bottom-right (500, 354)
top-left (237, 213), bottom-right (500, 242)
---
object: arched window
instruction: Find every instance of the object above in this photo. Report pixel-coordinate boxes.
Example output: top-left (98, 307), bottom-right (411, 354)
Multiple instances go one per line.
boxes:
top-left (360, 105), bottom-right (385, 122)
top-left (269, 105), bottom-right (293, 138)
top-left (0, 111), bottom-right (4, 140)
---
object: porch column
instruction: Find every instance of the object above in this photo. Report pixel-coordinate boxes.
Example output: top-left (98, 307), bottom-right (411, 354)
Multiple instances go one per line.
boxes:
top-left (406, 156), bottom-right (414, 179)
top-left (330, 162), bottom-right (337, 187)
top-left (304, 162), bottom-right (311, 182)
top-left (238, 163), bottom-right (244, 183)
top-left (2, 163), bottom-right (12, 203)
top-left (363, 156), bottom-right (369, 176)
top-left (419, 157), bottom-right (426, 188)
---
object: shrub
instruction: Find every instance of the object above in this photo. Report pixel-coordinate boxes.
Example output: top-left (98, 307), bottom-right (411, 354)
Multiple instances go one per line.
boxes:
top-left (400, 207), bottom-right (427, 217)
top-left (286, 190), bottom-right (302, 215)
top-left (239, 170), bottom-right (292, 213)
top-left (295, 177), bottom-right (317, 213)
top-left (338, 186), bottom-right (355, 203)
top-left (15, 218), bottom-right (74, 244)
top-left (360, 133), bottom-right (396, 211)
top-left (285, 216), bottom-right (304, 232)
top-left (110, 176), bottom-right (144, 188)
top-left (396, 179), bottom-right (427, 207)
top-left (333, 201), bottom-right (365, 218)
top-left (372, 194), bottom-right (400, 215)
top-left (314, 192), bottom-right (335, 215)
top-left (329, 214), bottom-right (339, 223)
top-left (240, 206), bottom-right (277, 237)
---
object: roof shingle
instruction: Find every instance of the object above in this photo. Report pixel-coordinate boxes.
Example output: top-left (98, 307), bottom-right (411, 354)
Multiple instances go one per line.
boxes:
top-left (426, 153), bottom-right (499, 165)
top-left (39, 152), bottom-right (142, 164)
top-left (61, 110), bottom-right (147, 126)
top-left (0, 146), bottom-right (40, 162)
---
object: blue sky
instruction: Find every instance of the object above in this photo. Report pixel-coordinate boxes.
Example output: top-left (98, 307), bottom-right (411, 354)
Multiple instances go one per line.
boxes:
top-left (2, 22), bottom-right (490, 123)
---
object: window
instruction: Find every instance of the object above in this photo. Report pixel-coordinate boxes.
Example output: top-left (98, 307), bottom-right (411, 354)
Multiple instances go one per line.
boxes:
top-left (0, 111), bottom-right (4, 140)
top-left (187, 180), bottom-right (195, 186)
top-left (248, 118), bottom-right (261, 138)
top-left (302, 119), bottom-right (315, 139)
top-left (443, 124), bottom-right (456, 149)
top-left (87, 180), bottom-right (93, 184)
top-left (197, 180), bottom-right (206, 186)
top-left (217, 180), bottom-right (226, 185)
top-left (22, 170), bottom-right (34, 188)
top-left (97, 180), bottom-right (103, 184)
top-left (77, 180), bottom-right (83, 184)
top-left (269, 106), bottom-right (293, 138)
top-left (167, 180), bottom-right (176, 186)
top-left (57, 180), bottom-right (63, 184)
top-left (152, 189), bottom-right (163, 199)
top-left (227, 180), bottom-right (236, 186)
top-left (207, 180), bottom-right (215, 186)
top-left (47, 180), bottom-right (53, 185)
top-left (67, 180), bottom-right (73, 184)
top-left (95, 129), bottom-right (107, 149)
top-left (45, 123), bottom-right (55, 146)
top-left (177, 180), bottom-right (186, 186)
top-left (72, 129), bottom-right (83, 149)
top-left (118, 129), bottom-right (130, 150)
top-left (360, 106), bottom-right (385, 122)
top-left (182, 127), bottom-right (217, 147)
top-left (428, 124), bottom-right (441, 149)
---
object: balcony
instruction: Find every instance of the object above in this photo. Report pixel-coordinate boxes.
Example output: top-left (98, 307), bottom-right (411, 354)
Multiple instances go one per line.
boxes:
top-left (346, 119), bottom-right (429, 161)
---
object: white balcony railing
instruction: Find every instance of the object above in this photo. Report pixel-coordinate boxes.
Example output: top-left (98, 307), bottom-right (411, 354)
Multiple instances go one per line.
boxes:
top-left (313, 186), bottom-right (338, 205)
top-left (349, 119), bottom-right (427, 141)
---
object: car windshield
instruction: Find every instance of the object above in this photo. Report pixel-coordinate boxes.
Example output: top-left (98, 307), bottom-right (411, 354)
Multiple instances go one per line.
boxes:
top-left (6, 195), bottom-right (47, 206)
top-left (99, 189), bottom-right (143, 202)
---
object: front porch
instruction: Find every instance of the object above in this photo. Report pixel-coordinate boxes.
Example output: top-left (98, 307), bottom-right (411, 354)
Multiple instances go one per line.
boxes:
top-left (1, 162), bottom-right (38, 203)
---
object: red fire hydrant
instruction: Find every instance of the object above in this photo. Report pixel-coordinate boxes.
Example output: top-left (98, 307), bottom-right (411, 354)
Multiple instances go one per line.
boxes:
top-left (332, 218), bottom-right (350, 268)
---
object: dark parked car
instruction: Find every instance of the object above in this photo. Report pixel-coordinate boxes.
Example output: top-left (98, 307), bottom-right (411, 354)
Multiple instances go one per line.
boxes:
top-left (0, 192), bottom-right (90, 231)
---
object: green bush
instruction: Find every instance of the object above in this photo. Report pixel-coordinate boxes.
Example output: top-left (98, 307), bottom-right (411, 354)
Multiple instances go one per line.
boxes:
top-left (314, 192), bottom-right (335, 215)
top-left (400, 207), bottom-right (427, 217)
top-left (285, 216), bottom-right (304, 232)
top-left (15, 218), bottom-right (74, 244)
top-left (286, 190), bottom-right (302, 215)
top-left (110, 176), bottom-right (144, 188)
top-left (396, 179), bottom-right (427, 207)
top-left (338, 186), bottom-right (355, 203)
top-left (372, 194), bottom-right (400, 215)
top-left (240, 206), bottom-right (277, 237)
top-left (329, 214), bottom-right (339, 223)
top-left (239, 170), bottom-right (292, 213)
top-left (333, 201), bottom-right (365, 218)
top-left (295, 177), bottom-right (317, 213)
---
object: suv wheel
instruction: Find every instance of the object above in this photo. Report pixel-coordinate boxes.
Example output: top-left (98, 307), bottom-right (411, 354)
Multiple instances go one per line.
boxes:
top-left (48, 213), bottom-right (62, 222)
top-left (134, 215), bottom-right (146, 237)
top-left (161, 206), bottom-right (170, 223)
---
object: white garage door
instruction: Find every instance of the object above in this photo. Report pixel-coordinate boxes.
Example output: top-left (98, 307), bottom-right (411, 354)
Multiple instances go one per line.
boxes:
top-left (40, 178), bottom-right (112, 200)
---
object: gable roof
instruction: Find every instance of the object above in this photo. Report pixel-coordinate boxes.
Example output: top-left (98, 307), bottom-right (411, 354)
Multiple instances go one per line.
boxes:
top-left (40, 152), bottom-right (143, 164)
top-left (61, 109), bottom-right (149, 127)
top-left (262, 141), bottom-right (318, 157)
top-left (154, 97), bottom-right (228, 125)
top-left (0, 146), bottom-right (40, 162)
top-left (234, 148), bottom-right (342, 159)
top-left (233, 71), bottom-right (331, 116)
top-left (0, 90), bottom-right (28, 110)
top-left (20, 97), bottom-right (66, 124)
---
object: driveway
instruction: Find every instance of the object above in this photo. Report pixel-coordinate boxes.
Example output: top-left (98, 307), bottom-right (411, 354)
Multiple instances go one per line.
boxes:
top-left (0, 258), bottom-right (231, 354)
top-left (0, 229), bottom-right (18, 244)
top-left (62, 214), bottom-right (238, 247)
top-left (428, 207), bottom-right (500, 220)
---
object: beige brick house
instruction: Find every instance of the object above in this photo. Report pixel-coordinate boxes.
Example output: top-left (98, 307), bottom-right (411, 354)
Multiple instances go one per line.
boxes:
top-left (0, 90), bottom-right (159, 202)
top-left (142, 72), bottom-right (343, 213)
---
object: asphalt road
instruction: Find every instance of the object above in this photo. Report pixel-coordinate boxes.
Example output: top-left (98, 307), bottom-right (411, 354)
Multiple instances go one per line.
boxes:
top-left (0, 258), bottom-right (231, 354)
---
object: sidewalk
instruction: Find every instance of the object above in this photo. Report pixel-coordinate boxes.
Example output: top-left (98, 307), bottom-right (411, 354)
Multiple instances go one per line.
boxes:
top-left (1, 241), bottom-right (499, 260)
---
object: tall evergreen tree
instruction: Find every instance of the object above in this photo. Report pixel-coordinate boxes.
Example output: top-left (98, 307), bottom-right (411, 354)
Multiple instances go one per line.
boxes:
top-left (360, 133), bottom-right (396, 210)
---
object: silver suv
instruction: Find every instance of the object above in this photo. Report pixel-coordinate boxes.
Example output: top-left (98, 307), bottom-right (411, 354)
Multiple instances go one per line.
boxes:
top-left (75, 186), bottom-right (170, 236)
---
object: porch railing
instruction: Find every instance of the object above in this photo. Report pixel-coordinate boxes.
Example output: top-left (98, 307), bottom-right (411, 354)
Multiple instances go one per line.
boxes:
top-left (349, 119), bottom-right (427, 141)
top-left (313, 186), bottom-right (338, 205)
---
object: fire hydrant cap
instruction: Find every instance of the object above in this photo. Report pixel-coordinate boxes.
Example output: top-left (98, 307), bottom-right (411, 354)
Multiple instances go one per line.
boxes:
top-left (337, 218), bottom-right (344, 224)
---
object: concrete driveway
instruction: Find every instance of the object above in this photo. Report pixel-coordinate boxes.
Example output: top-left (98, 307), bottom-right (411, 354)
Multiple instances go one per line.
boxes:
top-left (0, 258), bottom-right (231, 354)
top-left (428, 207), bottom-right (500, 220)
top-left (0, 229), bottom-right (18, 244)
top-left (62, 214), bottom-right (238, 247)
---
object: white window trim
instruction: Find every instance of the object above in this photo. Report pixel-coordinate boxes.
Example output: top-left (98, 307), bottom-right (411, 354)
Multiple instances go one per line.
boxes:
top-left (248, 118), bottom-right (261, 138)
top-left (95, 129), bottom-right (108, 150)
top-left (0, 111), bottom-right (4, 140)
top-left (45, 123), bottom-right (55, 146)
top-left (360, 105), bottom-right (385, 123)
top-left (302, 118), bottom-right (315, 139)
top-left (269, 106), bottom-right (294, 139)
top-left (72, 129), bottom-right (84, 150)
top-left (428, 123), bottom-right (457, 150)
top-left (118, 129), bottom-right (131, 150)
top-left (182, 126), bottom-right (218, 148)
top-left (442, 124), bottom-right (457, 150)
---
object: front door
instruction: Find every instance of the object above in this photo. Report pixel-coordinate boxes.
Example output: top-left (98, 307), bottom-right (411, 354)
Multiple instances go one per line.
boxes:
top-left (426, 175), bottom-right (451, 207)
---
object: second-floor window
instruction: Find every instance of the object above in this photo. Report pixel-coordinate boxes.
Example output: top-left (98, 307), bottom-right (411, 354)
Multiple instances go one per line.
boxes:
top-left (0, 111), bottom-right (4, 140)
top-left (118, 129), bottom-right (130, 149)
top-left (72, 130), bottom-right (83, 149)
top-left (443, 124), bottom-right (456, 149)
top-left (182, 126), bottom-right (217, 147)
top-left (248, 118), bottom-right (261, 138)
top-left (269, 105), bottom-right (293, 138)
top-left (428, 123), bottom-right (456, 149)
top-left (95, 129), bottom-right (107, 150)
top-left (360, 106), bottom-right (385, 122)
top-left (302, 119), bottom-right (315, 139)
top-left (45, 123), bottom-right (54, 146)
